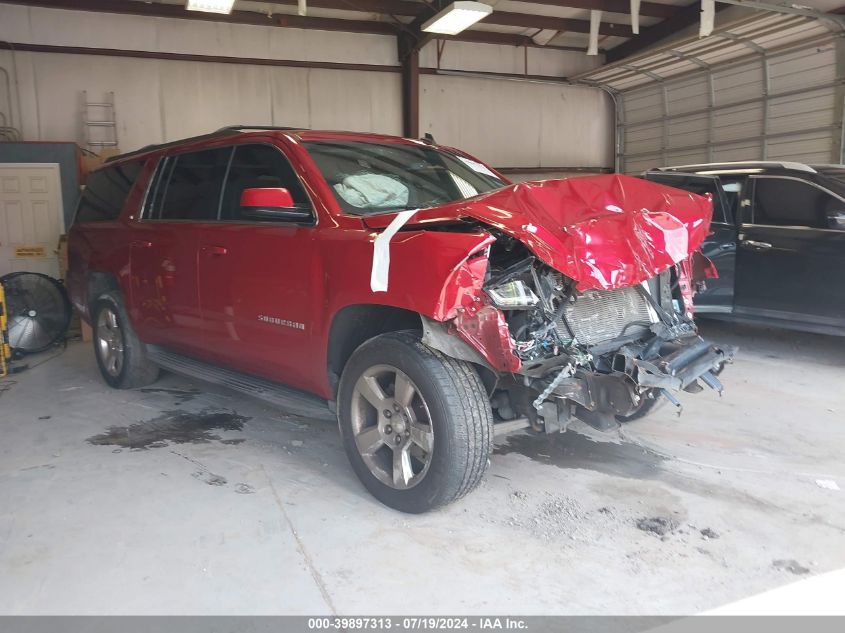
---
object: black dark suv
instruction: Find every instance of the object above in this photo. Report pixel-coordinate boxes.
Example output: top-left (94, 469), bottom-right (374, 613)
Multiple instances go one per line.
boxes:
top-left (646, 162), bottom-right (845, 336)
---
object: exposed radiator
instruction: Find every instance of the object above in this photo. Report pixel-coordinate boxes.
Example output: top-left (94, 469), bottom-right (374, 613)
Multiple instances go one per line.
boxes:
top-left (557, 284), bottom-right (656, 346)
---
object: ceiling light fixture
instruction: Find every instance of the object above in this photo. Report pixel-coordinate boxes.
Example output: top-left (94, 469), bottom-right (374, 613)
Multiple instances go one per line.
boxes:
top-left (421, 2), bottom-right (493, 36)
top-left (185, 0), bottom-right (236, 15)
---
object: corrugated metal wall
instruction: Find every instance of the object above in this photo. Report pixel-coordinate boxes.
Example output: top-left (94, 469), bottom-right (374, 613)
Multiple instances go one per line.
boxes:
top-left (620, 40), bottom-right (843, 173)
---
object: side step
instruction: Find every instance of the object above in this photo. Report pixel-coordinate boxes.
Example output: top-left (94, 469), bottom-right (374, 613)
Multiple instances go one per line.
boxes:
top-left (148, 347), bottom-right (337, 422)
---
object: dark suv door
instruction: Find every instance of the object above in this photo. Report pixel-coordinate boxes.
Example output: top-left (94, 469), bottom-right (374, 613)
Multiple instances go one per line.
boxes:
top-left (735, 175), bottom-right (845, 329)
top-left (644, 172), bottom-right (737, 313)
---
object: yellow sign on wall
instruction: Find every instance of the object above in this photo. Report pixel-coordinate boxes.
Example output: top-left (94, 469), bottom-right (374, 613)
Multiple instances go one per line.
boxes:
top-left (14, 246), bottom-right (46, 258)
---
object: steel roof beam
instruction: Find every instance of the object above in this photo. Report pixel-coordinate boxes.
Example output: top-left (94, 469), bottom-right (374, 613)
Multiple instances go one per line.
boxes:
top-left (251, 0), bottom-right (677, 20)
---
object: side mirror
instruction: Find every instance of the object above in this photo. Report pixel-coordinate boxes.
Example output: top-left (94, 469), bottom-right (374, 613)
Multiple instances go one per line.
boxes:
top-left (826, 209), bottom-right (845, 230)
top-left (239, 188), bottom-right (312, 222)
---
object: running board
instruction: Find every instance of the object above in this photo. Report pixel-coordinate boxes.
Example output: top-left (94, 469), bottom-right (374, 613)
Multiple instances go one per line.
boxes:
top-left (147, 347), bottom-right (337, 422)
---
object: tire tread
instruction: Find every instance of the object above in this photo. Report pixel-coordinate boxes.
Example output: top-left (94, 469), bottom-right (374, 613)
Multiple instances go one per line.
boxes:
top-left (338, 330), bottom-right (493, 512)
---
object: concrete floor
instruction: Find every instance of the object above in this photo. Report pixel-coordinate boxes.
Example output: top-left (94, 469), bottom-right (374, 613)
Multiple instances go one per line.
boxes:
top-left (1, 320), bottom-right (843, 615)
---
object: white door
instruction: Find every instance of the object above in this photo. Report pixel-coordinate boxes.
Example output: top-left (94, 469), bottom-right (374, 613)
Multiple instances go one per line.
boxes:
top-left (0, 163), bottom-right (65, 278)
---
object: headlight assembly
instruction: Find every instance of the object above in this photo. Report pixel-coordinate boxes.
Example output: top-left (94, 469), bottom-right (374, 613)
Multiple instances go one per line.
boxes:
top-left (486, 280), bottom-right (539, 309)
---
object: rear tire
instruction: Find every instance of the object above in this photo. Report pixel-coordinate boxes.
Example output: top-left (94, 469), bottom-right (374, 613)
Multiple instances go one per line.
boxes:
top-left (337, 331), bottom-right (493, 513)
top-left (92, 292), bottom-right (159, 389)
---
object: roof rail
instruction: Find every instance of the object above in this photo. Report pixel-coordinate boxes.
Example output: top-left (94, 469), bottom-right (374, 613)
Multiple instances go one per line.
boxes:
top-left (660, 161), bottom-right (817, 174)
top-left (216, 125), bottom-right (305, 133)
top-left (104, 125), bottom-right (306, 163)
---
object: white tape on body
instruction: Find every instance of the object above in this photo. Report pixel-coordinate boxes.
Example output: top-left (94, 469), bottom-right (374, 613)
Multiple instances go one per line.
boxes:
top-left (370, 209), bottom-right (419, 293)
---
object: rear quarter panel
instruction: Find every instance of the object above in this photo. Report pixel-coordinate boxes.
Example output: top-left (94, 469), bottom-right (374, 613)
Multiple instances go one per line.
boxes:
top-left (67, 157), bottom-right (158, 322)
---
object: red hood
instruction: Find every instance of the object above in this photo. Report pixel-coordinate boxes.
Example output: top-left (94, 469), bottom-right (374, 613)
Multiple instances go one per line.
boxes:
top-left (362, 174), bottom-right (713, 291)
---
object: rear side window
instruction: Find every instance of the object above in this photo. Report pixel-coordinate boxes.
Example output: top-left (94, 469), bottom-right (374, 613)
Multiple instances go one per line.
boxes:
top-left (751, 177), bottom-right (839, 228)
top-left (219, 144), bottom-right (310, 221)
top-left (75, 161), bottom-right (143, 223)
top-left (150, 148), bottom-right (231, 221)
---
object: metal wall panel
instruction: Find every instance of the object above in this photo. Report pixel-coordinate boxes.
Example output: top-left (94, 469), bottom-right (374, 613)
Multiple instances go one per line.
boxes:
top-left (0, 3), bottom-right (614, 170)
top-left (618, 38), bottom-right (842, 172)
top-left (419, 75), bottom-right (613, 169)
top-left (0, 51), bottom-right (404, 152)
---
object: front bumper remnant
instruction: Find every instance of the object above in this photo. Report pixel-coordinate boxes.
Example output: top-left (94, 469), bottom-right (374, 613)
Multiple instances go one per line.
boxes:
top-left (632, 340), bottom-right (736, 392)
top-left (536, 336), bottom-right (736, 431)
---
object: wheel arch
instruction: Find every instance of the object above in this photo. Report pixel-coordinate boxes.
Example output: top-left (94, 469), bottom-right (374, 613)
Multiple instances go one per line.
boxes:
top-left (87, 271), bottom-right (122, 319)
top-left (326, 304), bottom-right (422, 398)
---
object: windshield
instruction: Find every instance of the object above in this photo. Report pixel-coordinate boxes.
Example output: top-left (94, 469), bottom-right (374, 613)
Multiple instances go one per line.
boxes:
top-left (303, 140), bottom-right (506, 215)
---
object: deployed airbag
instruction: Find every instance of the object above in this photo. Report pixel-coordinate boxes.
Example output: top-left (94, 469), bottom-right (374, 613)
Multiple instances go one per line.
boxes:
top-left (334, 173), bottom-right (409, 209)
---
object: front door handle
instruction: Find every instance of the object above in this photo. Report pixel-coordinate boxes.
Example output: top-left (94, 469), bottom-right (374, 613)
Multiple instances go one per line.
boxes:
top-left (201, 245), bottom-right (228, 256)
top-left (742, 240), bottom-right (772, 250)
top-left (130, 239), bottom-right (152, 248)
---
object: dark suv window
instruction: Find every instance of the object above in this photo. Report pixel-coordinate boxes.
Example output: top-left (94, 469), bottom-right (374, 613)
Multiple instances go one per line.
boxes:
top-left (151, 148), bottom-right (231, 221)
top-left (75, 161), bottom-right (143, 223)
top-left (644, 173), bottom-right (730, 224)
top-left (751, 177), bottom-right (840, 228)
top-left (220, 144), bottom-right (310, 221)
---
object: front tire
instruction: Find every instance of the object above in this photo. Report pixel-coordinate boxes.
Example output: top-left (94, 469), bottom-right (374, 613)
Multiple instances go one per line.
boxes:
top-left (92, 293), bottom-right (159, 389)
top-left (337, 331), bottom-right (493, 513)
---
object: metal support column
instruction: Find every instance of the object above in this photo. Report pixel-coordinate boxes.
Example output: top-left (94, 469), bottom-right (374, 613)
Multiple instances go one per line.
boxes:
top-left (399, 35), bottom-right (420, 139)
top-left (706, 71), bottom-right (716, 162)
top-left (834, 36), bottom-right (845, 163)
top-left (760, 56), bottom-right (771, 159)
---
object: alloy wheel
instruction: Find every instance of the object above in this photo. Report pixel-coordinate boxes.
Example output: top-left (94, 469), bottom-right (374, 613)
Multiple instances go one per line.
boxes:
top-left (96, 307), bottom-right (124, 378)
top-left (349, 364), bottom-right (435, 490)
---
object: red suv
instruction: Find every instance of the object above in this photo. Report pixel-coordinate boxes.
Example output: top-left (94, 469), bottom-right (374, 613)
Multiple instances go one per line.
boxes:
top-left (68, 126), bottom-right (734, 513)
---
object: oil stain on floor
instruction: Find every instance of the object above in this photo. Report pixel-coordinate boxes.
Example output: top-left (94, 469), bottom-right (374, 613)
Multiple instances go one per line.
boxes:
top-left (87, 409), bottom-right (249, 450)
top-left (495, 430), bottom-right (666, 480)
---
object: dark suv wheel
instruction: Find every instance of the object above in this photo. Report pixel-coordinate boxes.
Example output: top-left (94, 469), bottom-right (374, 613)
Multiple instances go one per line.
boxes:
top-left (337, 331), bottom-right (493, 513)
top-left (92, 292), bottom-right (159, 389)
top-left (616, 389), bottom-right (665, 422)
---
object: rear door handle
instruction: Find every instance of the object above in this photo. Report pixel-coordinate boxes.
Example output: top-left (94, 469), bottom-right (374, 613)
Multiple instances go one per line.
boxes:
top-left (742, 240), bottom-right (772, 250)
top-left (201, 245), bottom-right (228, 256)
top-left (130, 239), bottom-right (152, 248)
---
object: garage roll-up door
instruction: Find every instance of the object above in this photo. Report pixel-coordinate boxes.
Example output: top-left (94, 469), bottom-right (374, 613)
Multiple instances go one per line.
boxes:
top-left (623, 44), bottom-right (839, 173)
top-left (572, 11), bottom-right (845, 174)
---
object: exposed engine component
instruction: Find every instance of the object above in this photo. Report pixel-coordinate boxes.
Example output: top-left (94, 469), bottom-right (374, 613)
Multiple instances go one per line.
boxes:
top-left (481, 249), bottom-right (733, 433)
top-left (559, 286), bottom-right (654, 346)
top-left (483, 255), bottom-right (675, 365)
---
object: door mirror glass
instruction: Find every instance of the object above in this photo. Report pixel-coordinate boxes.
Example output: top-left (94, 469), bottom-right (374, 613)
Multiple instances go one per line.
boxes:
top-left (239, 187), bottom-right (311, 222)
top-left (826, 209), bottom-right (845, 230)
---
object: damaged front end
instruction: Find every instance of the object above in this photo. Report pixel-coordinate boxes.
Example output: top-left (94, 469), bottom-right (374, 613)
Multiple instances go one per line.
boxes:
top-left (481, 247), bottom-right (734, 432)
top-left (421, 175), bottom-right (736, 433)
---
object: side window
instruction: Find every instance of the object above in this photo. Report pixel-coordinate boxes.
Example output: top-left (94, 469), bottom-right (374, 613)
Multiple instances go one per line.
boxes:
top-left (644, 173), bottom-right (728, 224)
top-left (751, 178), bottom-right (836, 228)
top-left (75, 161), bottom-right (143, 223)
top-left (153, 148), bottom-right (232, 221)
top-left (220, 144), bottom-right (310, 221)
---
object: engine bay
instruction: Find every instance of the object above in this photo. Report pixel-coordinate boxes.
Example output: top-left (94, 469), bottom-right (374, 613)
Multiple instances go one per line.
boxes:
top-left (478, 233), bottom-right (731, 432)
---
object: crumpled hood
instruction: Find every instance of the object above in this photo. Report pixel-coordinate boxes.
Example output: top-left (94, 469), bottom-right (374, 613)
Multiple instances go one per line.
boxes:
top-left (363, 174), bottom-right (713, 291)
